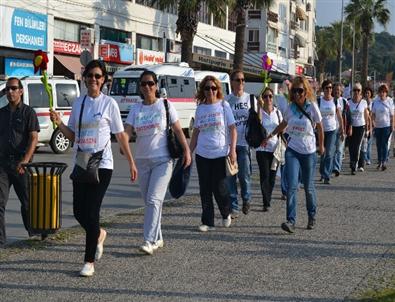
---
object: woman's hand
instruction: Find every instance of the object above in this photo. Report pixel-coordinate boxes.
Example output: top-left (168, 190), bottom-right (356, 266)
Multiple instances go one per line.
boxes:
top-left (318, 145), bottom-right (325, 156)
top-left (49, 109), bottom-right (62, 126)
top-left (229, 149), bottom-right (237, 164)
top-left (129, 162), bottom-right (138, 182)
top-left (182, 150), bottom-right (192, 168)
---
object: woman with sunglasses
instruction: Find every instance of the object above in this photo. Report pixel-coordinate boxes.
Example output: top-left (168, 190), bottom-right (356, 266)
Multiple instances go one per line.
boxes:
top-left (371, 84), bottom-right (394, 170)
top-left (125, 70), bottom-right (191, 255)
top-left (318, 79), bottom-right (344, 184)
top-left (263, 76), bottom-right (324, 233)
top-left (348, 82), bottom-right (371, 175)
top-left (50, 60), bottom-right (138, 277)
top-left (190, 75), bottom-right (236, 232)
top-left (256, 87), bottom-right (283, 212)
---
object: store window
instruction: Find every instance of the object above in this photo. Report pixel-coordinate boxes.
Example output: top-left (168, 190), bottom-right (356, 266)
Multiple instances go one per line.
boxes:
top-left (136, 34), bottom-right (163, 51)
top-left (54, 19), bottom-right (80, 42)
top-left (215, 50), bottom-right (227, 59)
top-left (100, 27), bottom-right (130, 43)
top-left (193, 46), bottom-right (211, 56)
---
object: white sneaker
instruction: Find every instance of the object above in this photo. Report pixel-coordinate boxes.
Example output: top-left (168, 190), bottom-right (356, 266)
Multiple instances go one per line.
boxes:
top-left (139, 241), bottom-right (154, 255)
top-left (222, 215), bottom-right (232, 228)
top-left (79, 263), bottom-right (94, 277)
top-left (198, 225), bottom-right (215, 232)
top-left (358, 167), bottom-right (364, 172)
top-left (95, 229), bottom-right (107, 261)
top-left (152, 239), bottom-right (164, 251)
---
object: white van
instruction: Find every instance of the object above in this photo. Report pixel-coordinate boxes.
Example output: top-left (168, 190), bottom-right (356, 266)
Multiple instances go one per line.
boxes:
top-left (194, 71), bottom-right (231, 96)
top-left (0, 76), bottom-right (80, 153)
top-left (110, 63), bottom-right (197, 137)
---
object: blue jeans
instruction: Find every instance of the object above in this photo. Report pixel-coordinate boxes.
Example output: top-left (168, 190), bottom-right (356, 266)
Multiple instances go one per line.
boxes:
top-left (280, 163), bottom-right (287, 196)
top-left (226, 145), bottom-right (251, 211)
top-left (285, 148), bottom-right (317, 225)
top-left (320, 130), bottom-right (337, 180)
top-left (375, 127), bottom-right (391, 163)
top-left (333, 131), bottom-right (345, 173)
top-left (364, 134), bottom-right (373, 163)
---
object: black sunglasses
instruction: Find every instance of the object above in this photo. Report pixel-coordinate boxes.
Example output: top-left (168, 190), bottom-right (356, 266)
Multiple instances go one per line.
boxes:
top-left (324, 86), bottom-right (333, 90)
top-left (353, 89), bottom-right (361, 92)
top-left (204, 86), bottom-right (218, 92)
top-left (5, 86), bottom-right (20, 91)
top-left (292, 88), bottom-right (304, 94)
top-left (232, 78), bottom-right (245, 83)
top-left (86, 73), bottom-right (103, 79)
top-left (262, 94), bottom-right (273, 99)
top-left (140, 81), bottom-right (156, 87)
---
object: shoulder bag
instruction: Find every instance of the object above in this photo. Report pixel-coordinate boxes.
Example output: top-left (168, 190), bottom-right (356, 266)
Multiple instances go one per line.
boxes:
top-left (164, 99), bottom-right (183, 159)
top-left (245, 94), bottom-right (267, 148)
top-left (222, 101), bottom-right (238, 176)
top-left (69, 95), bottom-right (107, 184)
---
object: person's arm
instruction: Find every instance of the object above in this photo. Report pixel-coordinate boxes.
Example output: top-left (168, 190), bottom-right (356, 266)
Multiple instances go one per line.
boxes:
top-left (17, 131), bottom-right (38, 174)
top-left (336, 108), bottom-right (344, 140)
top-left (172, 121), bottom-right (191, 168)
top-left (49, 109), bottom-right (75, 141)
top-left (265, 120), bottom-right (288, 143)
top-left (115, 131), bottom-right (138, 182)
top-left (316, 122), bottom-right (325, 155)
top-left (371, 112), bottom-right (376, 129)
top-left (228, 124), bottom-right (237, 164)
top-left (364, 108), bottom-right (372, 135)
top-left (189, 128), bottom-right (199, 154)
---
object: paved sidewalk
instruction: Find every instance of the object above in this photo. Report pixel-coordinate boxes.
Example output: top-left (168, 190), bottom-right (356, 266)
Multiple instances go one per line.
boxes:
top-left (0, 161), bottom-right (394, 301)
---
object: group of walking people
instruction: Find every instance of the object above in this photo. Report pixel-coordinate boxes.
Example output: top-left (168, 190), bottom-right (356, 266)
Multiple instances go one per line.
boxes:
top-left (2, 59), bottom-right (393, 278)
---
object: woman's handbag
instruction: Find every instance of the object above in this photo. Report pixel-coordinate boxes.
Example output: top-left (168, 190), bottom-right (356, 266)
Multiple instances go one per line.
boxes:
top-left (225, 156), bottom-right (239, 176)
top-left (69, 95), bottom-right (106, 184)
top-left (164, 99), bottom-right (183, 159)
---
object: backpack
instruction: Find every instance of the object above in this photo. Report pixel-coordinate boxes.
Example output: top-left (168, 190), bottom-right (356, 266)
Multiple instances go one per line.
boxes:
top-left (245, 94), bottom-right (267, 148)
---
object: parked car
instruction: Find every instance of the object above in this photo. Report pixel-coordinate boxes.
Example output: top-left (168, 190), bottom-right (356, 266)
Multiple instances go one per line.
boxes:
top-left (0, 76), bottom-right (80, 153)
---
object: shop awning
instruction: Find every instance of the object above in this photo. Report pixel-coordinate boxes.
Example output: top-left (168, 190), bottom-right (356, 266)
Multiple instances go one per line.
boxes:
top-left (295, 33), bottom-right (307, 47)
top-left (54, 54), bottom-right (82, 78)
top-left (296, 6), bottom-right (307, 21)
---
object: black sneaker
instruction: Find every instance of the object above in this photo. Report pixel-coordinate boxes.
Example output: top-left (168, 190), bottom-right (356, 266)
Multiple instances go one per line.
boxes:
top-left (242, 202), bottom-right (250, 215)
top-left (307, 217), bottom-right (316, 230)
top-left (263, 206), bottom-right (269, 212)
top-left (351, 169), bottom-right (356, 175)
top-left (324, 179), bottom-right (330, 185)
top-left (281, 222), bottom-right (295, 233)
top-left (333, 170), bottom-right (340, 177)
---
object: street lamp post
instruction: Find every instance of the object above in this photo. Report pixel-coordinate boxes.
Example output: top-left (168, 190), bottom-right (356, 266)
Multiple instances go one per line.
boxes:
top-left (339, 0), bottom-right (344, 83)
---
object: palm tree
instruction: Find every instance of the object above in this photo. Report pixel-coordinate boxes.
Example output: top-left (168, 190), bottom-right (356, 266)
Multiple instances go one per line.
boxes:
top-left (153, 1), bottom-right (227, 65)
top-left (345, 0), bottom-right (391, 88)
top-left (230, 0), bottom-right (273, 70)
top-left (315, 26), bottom-right (337, 77)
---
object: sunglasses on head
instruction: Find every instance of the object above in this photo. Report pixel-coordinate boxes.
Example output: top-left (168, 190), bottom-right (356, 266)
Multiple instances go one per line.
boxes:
top-left (232, 78), bottom-right (245, 83)
top-left (86, 73), bottom-right (103, 79)
top-left (292, 87), bottom-right (304, 94)
top-left (262, 94), bottom-right (273, 99)
top-left (5, 86), bottom-right (20, 92)
top-left (204, 86), bottom-right (218, 92)
top-left (140, 81), bottom-right (156, 87)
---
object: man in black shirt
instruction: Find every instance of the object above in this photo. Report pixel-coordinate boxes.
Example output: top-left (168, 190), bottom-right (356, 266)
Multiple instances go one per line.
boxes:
top-left (0, 77), bottom-right (40, 246)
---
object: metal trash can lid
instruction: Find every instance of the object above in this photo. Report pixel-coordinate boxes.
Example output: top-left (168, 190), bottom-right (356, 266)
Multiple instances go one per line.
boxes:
top-left (23, 162), bottom-right (68, 176)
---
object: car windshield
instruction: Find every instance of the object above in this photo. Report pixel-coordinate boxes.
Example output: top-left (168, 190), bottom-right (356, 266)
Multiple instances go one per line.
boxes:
top-left (110, 77), bottom-right (140, 96)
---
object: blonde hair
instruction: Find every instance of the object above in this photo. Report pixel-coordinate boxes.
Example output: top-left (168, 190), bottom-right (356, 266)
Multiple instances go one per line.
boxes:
top-left (289, 76), bottom-right (314, 102)
top-left (196, 75), bottom-right (224, 104)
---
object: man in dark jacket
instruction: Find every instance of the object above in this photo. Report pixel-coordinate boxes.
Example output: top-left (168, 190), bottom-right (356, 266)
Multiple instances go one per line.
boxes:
top-left (0, 77), bottom-right (40, 246)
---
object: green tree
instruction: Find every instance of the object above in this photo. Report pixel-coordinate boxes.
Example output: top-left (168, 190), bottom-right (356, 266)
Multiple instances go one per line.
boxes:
top-left (153, 1), bottom-right (227, 65)
top-left (230, 0), bottom-right (273, 70)
top-left (345, 0), bottom-right (391, 88)
top-left (315, 26), bottom-right (337, 77)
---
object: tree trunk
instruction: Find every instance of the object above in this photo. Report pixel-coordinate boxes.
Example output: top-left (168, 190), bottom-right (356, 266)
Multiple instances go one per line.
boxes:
top-left (180, 31), bottom-right (194, 65)
top-left (361, 33), bottom-right (369, 88)
top-left (233, 8), bottom-right (246, 71)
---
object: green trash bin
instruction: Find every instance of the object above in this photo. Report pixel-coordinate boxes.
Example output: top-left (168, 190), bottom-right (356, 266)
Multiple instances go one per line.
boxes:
top-left (23, 162), bottom-right (68, 236)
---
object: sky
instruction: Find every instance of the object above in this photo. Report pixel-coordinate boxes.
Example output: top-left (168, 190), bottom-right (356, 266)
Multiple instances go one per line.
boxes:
top-left (316, 0), bottom-right (395, 35)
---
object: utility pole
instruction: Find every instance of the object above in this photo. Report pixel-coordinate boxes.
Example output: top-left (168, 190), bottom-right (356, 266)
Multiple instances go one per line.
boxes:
top-left (339, 0), bottom-right (344, 83)
top-left (351, 19), bottom-right (356, 90)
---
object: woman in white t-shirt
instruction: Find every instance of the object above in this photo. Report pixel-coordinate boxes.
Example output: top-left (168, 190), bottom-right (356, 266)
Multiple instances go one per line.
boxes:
top-left (50, 60), bottom-right (138, 277)
top-left (371, 84), bottom-right (394, 170)
top-left (318, 80), bottom-right (344, 184)
top-left (190, 75), bottom-right (236, 232)
top-left (125, 70), bottom-right (191, 255)
top-left (264, 76), bottom-right (324, 233)
top-left (256, 87), bottom-right (283, 212)
top-left (348, 82), bottom-right (371, 174)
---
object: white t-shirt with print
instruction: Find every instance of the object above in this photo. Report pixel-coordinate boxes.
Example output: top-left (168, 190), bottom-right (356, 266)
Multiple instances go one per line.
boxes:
top-left (372, 97), bottom-right (394, 128)
top-left (194, 101), bottom-right (236, 159)
top-left (256, 107), bottom-right (283, 153)
top-left (284, 101), bottom-right (322, 154)
top-left (125, 98), bottom-right (178, 159)
top-left (68, 93), bottom-right (124, 170)
top-left (349, 99), bottom-right (368, 127)
top-left (274, 94), bottom-right (289, 116)
top-left (225, 92), bottom-right (257, 147)
top-left (319, 96), bottom-right (341, 132)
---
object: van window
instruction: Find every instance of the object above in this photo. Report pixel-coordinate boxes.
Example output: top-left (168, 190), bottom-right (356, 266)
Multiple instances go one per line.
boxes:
top-left (0, 88), bottom-right (7, 108)
top-left (28, 84), bottom-right (52, 108)
top-left (221, 83), bottom-right (229, 95)
top-left (111, 78), bottom-right (139, 96)
top-left (56, 84), bottom-right (77, 107)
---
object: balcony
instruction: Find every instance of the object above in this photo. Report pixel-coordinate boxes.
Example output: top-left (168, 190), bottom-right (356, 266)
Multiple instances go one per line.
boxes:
top-left (291, 20), bottom-right (299, 30)
top-left (247, 41), bottom-right (260, 52)
top-left (267, 11), bottom-right (278, 23)
top-left (248, 10), bottom-right (261, 19)
top-left (290, 49), bottom-right (300, 59)
top-left (266, 42), bottom-right (277, 53)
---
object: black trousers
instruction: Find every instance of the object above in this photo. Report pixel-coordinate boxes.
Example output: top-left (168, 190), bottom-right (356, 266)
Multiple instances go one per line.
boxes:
top-left (0, 162), bottom-right (29, 246)
top-left (349, 126), bottom-right (365, 170)
top-left (73, 169), bottom-right (112, 263)
top-left (195, 154), bottom-right (231, 227)
top-left (256, 151), bottom-right (277, 207)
